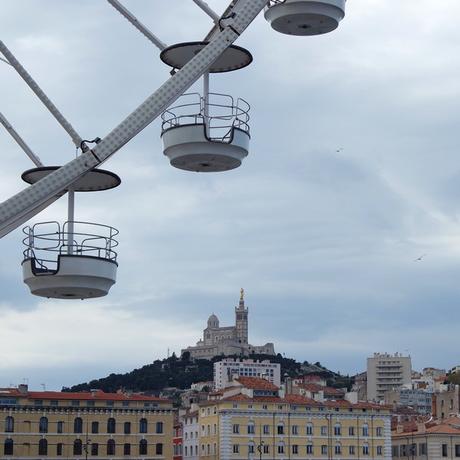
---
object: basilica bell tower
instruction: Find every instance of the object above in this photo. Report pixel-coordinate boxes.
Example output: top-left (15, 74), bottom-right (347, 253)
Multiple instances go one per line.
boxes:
top-left (235, 288), bottom-right (248, 344)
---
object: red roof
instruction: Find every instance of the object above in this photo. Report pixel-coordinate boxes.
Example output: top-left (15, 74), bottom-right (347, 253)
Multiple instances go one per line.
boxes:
top-left (4, 389), bottom-right (168, 402)
top-left (235, 377), bottom-right (279, 391)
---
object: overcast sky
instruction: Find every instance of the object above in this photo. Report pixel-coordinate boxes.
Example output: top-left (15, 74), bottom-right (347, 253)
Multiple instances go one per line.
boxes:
top-left (1, 0), bottom-right (460, 391)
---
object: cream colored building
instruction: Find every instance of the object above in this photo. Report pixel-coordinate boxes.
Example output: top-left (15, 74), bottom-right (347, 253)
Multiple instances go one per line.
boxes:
top-left (196, 376), bottom-right (392, 459)
top-left (1, 385), bottom-right (174, 459)
top-left (392, 415), bottom-right (460, 459)
top-left (182, 290), bottom-right (275, 360)
top-left (367, 353), bottom-right (412, 402)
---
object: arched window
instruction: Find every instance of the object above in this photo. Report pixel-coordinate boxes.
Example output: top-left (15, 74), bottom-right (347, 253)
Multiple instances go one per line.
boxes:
top-left (5, 416), bottom-right (14, 433)
top-left (107, 439), bottom-right (115, 456)
top-left (139, 418), bottom-right (148, 434)
top-left (139, 439), bottom-right (148, 455)
top-left (363, 443), bottom-right (370, 455)
top-left (39, 439), bottom-right (48, 456)
top-left (74, 417), bottom-right (83, 434)
top-left (39, 416), bottom-right (48, 433)
top-left (4, 439), bottom-right (13, 456)
top-left (73, 439), bottom-right (82, 456)
top-left (335, 443), bottom-right (342, 455)
top-left (334, 423), bottom-right (342, 436)
top-left (107, 418), bottom-right (116, 434)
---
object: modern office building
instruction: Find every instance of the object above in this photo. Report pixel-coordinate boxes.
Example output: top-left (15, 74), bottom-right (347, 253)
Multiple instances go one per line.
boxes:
top-left (367, 352), bottom-right (412, 402)
top-left (0, 385), bottom-right (174, 459)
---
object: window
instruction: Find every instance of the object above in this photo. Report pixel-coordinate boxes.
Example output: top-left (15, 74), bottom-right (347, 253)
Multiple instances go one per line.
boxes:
top-left (263, 444), bottom-right (270, 454)
top-left (156, 443), bottom-right (163, 455)
top-left (376, 426), bottom-right (383, 437)
top-left (106, 401), bottom-right (114, 407)
top-left (349, 445), bottom-right (355, 455)
top-left (392, 446), bottom-right (399, 458)
top-left (122, 401), bottom-right (129, 407)
top-left (443, 444), bottom-right (448, 457)
top-left (91, 443), bottom-right (99, 456)
top-left (321, 426), bottom-right (328, 436)
top-left (419, 443), bottom-right (427, 455)
top-left (321, 445), bottom-right (328, 455)
top-left (124, 443), bottom-right (131, 455)
top-left (400, 445), bottom-right (407, 456)
top-left (292, 444), bottom-right (299, 454)
top-left (74, 417), bottom-right (83, 434)
top-left (362, 424), bottom-right (369, 437)
top-left (57, 443), bottom-right (63, 456)
top-left (278, 443), bottom-right (285, 454)
top-left (247, 423), bottom-right (255, 434)
top-left (138, 418), bottom-right (148, 434)
top-left (57, 421), bottom-right (64, 434)
top-left (34, 400), bottom-right (43, 406)
top-left (139, 439), bottom-right (147, 456)
top-left (410, 443), bottom-right (417, 456)
top-left (107, 439), bottom-right (115, 456)
top-left (91, 421), bottom-right (99, 434)
top-left (4, 439), bottom-right (13, 456)
top-left (107, 418), bottom-right (116, 434)
top-left (5, 416), bottom-right (14, 433)
top-left (277, 424), bottom-right (284, 435)
top-left (233, 444), bottom-right (239, 454)
top-left (292, 424), bottom-right (299, 435)
top-left (263, 424), bottom-right (270, 434)
top-left (306, 443), bottom-right (313, 454)
top-left (124, 422), bottom-right (131, 434)
top-left (156, 421), bottom-right (164, 434)
top-left (39, 416), bottom-right (48, 433)
top-left (306, 423), bottom-right (313, 435)
top-left (377, 445), bottom-right (383, 456)
top-left (363, 443), bottom-right (369, 455)
top-left (87, 401), bottom-right (95, 407)
top-left (349, 426), bottom-right (355, 436)
top-left (73, 439), bottom-right (83, 456)
top-left (71, 400), bottom-right (80, 407)
top-left (248, 443), bottom-right (255, 454)
top-left (335, 444), bottom-right (341, 454)
top-left (233, 424), bottom-right (239, 434)
top-left (455, 444), bottom-right (460, 457)
top-left (334, 424), bottom-right (341, 436)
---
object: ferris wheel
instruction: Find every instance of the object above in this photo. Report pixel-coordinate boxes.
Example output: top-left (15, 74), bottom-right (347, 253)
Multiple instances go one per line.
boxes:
top-left (0, 0), bottom-right (346, 300)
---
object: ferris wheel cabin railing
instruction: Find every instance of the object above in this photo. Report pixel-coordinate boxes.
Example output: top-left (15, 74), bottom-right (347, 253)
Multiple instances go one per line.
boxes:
top-left (23, 220), bottom-right (119, 273)
top-left (161, 92), bottom-right (250, 143)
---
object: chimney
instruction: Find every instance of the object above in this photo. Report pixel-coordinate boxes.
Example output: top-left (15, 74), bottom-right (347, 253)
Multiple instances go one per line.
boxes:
top-left (18, 384), bottom-right (28, 395)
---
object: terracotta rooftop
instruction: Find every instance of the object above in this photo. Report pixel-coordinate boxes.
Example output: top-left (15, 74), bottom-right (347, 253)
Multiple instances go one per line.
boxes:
top-left (1, 388), bottom-right (168, 402)
top-left (235, 377), bottom-right (279, 391)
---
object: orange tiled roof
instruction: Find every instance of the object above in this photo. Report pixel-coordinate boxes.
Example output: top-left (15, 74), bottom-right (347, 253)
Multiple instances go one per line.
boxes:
top-left (6, 389), bottom-right (168, 402)
top-left (235, 377), bottom-right (279, 391)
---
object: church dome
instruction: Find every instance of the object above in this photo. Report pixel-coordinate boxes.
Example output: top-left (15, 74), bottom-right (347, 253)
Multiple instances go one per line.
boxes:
top-left (207, 314), bottom-right (219, 328)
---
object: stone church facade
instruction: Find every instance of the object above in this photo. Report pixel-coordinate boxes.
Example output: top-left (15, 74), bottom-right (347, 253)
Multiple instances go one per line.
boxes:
top-left (181, 290), bottom-right (275, 360)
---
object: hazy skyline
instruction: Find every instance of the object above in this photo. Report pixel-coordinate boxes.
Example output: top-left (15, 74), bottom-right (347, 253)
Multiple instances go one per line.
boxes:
top-left (1, 0), bottom-right (460, 390)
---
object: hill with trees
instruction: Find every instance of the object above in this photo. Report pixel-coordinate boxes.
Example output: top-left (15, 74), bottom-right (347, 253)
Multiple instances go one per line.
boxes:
top-left (63, 353), bottom-right (353, 394)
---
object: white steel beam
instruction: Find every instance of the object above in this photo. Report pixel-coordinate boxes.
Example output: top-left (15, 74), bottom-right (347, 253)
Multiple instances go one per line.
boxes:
top-left (107, 0), bottom-right (167, 51)
top-left (0, 41), bottom-right (86, 151)
top-left (192, 0), bottom-right (220, 23)
top-left (0, 0), bottom-right (268, 238)
top-left (0, 112), bottom-right (43, 167)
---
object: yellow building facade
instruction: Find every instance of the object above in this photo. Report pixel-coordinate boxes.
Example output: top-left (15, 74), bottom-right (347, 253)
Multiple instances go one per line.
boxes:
top-left (1, 385), bottom-right (174, 459)
top-left (196, 384), bottom-right (392, 459)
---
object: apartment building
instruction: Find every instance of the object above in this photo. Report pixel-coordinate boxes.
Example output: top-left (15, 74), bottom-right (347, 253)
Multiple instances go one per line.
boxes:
top-left (1, 385), bottom-right (174, 459)
top-left (367, 353), bottom-right (412, 402)
top-left (213, 359), bottom-right (281, 390)
top-left (182, 410), bottom-right (199, 460)
top-left (198, 376), bottom-right (392, 459)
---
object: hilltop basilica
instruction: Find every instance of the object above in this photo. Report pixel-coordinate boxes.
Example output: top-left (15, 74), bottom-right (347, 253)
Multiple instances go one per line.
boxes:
top-left (181, 289), bottom-right (275, 360)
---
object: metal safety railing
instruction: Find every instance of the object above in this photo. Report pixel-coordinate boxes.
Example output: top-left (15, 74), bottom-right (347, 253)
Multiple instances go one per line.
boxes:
top-left (161, 92), bottom-right (250, 143)
top-left (22, 221), bottom-right (119, 272)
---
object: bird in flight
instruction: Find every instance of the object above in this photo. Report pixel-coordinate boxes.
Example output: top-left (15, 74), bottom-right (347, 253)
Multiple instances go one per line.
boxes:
top-left (414, 254), bottom-right (426, 262)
